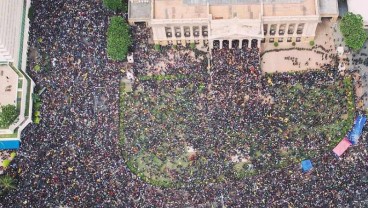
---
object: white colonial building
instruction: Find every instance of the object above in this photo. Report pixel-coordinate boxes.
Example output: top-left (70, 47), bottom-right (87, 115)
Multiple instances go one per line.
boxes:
top-left (128, 0), bottom-right (338, 49)
top-left (0, 0), bottom-right (34, 149)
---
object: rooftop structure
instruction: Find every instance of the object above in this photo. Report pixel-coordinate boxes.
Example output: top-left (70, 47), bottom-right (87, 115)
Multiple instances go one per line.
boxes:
top-left (318, 0), bottom-right (339, 18)
top-left (0, 0), bottom-right (34, 149)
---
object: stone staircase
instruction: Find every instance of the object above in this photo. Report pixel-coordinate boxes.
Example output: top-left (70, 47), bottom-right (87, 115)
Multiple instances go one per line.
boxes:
top-left (0, 0), bottom-right (24, 64)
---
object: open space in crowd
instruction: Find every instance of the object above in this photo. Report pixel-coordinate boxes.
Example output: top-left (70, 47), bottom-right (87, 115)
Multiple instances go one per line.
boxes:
top-left (1, 0), bottom-right (368, 207)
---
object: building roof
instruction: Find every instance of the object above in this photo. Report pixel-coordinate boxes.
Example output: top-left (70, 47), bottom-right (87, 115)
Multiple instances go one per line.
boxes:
top-left (128, 0), bottom-right (151, 20)
top-left (319, 0), bottom-right (339, 16)
top-left (347, 0), bottom-right (368, 26)
top-left (263, 0), bottom-right (316, 17)
top-left (154, 0), bottom-right (208, 19)
top-left (153, 0), bottom-right (316, 20)
top-left (0, 65), bottom-right (18, 107)
top-left (0, 0), bottom-right (25, 64)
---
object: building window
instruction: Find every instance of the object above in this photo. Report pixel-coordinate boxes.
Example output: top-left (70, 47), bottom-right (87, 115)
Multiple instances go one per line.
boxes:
top-left (287, 37), bottom-right (292, 42)
top-left (193, 26), bottom-right (200, 37)
top-left (297, 23), bottom-right (305, 35)
top-left (261, 38), bottom-right (265, 43)
top-left (296, 37), bottom-right (301, 42)
top-left (270, 24), bottom-right (277, 36)
top-left (174, 27), bottom-right (181, 37)
top-left (168, 40), bottom-right (173, 45)
top-left (263, 24), bottom-right (268, 35)
top-left (279, 24), bottom-right (286, 35)
top-left (165, 27), bottom-right (172, 38)
top-left (177, 40), bottom-right (182, 45)
top-left (195, 40), bottom-right (200, 44)
top-left (184, 26), bottom-right (190, 37)
top-left (202, 26), bottom-right (208, 37)
top-left (288, 24), bottom-right (295, 35)
top-left (269, 38), bottom-right (274, 43)
top-left (278, 37), bottom-right (283, 42)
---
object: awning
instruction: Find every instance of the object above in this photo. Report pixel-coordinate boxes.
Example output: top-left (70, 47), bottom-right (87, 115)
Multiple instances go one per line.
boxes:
top-left (0, 140), bottom-right (20, 150)
top-left (333, 137), bottom-right (352, 157)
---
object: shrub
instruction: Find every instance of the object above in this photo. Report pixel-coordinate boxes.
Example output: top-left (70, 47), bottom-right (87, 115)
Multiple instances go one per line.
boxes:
top-left (274, 42), bottom-right (279, 47)
top-left (292, 42), bottom-right (296, 46)
top-left (0, 105), bottom-right (18, 127)
top-left (309, 40), bottom-right (315, 46)
top-left (190, 42), bottom-right (196, 50)
top-left (107, 16), bottom-right (132, 61)
top-left (34, 102), bottom-right (42, 110)
top-left (34, 117), bottom-right (41, 124)
top-left (34, 111), bottom-right (41, 117)
top-left (10, 152), bottom-right (16, 159)
top-left (103, 0), bottom-right (123, 11)
top-left (2, 160), bottom-right (10, 168)
top-left (34, 65), bottom-right (41, 72)
top-left (154, 44), bottom-right (161, 51)
top-left (28, 5), bottom-right (35, 22)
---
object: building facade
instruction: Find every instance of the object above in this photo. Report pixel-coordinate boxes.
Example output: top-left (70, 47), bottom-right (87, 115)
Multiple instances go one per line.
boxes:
top-left (129, 0), bottom-right (338, 49)
top-left (0, 0), bottom-right (34, 150)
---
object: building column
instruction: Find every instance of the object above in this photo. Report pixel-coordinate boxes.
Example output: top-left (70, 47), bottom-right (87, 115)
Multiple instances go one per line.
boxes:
top-left (209, 40), bottom-right (213, 49)
top-left (267, 24), bottom-right (271, 36)
top-left (229, 39), bottom-right (233, 48)
top-left (276, 24), bottom-right (280, 36)
top-left (293, 24), bottom-right (298, 36)
top-left (239, 39), bottom-right (242, 49)
top-left (302, 23), bottom-right (307, 36)
top-left (285, 23), bottom-right (289, 37)
top-left (257, 39), bottom-right (261, 48)
top-left (248, 39), bottom-right (251, 48)
top-left (190, 25), bottom-right (194, 38)
top-left (181, 26), bottom-right (185, 41)
top-left (199, 25), bottom-right (202, 38)
top-left (219, 40), bottom-right (223, 49)
top-left (171, 26), bottom-right (175, 40)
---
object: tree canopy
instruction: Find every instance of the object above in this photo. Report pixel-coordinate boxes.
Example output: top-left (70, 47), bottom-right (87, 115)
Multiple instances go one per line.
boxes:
top-left (103, 0), bottom-right (123, 11)
top-left (340, 12), bottom-right (367, 50)
top-left (107, 16), bottom-right (132, 61)
top-left (0, 105), bottom-right (18, 127)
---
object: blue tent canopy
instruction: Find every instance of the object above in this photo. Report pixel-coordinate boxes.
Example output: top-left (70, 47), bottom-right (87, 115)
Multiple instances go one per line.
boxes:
top-left (0, 140), bottom-right (20, 150)
top-left (348, 115), bottom-right (367, 145)
top-left (301, 160), bottom-right (313, 172)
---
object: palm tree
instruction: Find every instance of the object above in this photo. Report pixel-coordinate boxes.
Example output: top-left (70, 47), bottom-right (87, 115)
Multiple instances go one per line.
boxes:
top-left (0, 175), bottom-right (16, 192)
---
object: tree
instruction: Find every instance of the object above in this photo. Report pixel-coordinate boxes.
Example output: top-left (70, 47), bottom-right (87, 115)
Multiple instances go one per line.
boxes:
top-left (0, 175), bottom-right (16, 192)
top-left (0, 105), bottom-right (18, 127)
top-left (103, 0), bottom-right (123, 11)
top-left (107, 16), bottom-right (132, 61)
top-left (340, 12), bottom-right (367, 50)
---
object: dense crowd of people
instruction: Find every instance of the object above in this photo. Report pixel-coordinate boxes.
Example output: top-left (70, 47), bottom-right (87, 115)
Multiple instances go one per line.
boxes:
top-left (1, 0), bottom-right (367, 207)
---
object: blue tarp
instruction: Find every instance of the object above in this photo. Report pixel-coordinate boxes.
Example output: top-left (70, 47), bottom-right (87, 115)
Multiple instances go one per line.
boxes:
top-left (348, 115), bottom-right (367, 145)
top-left (301, 160), bottom-right (313, 172)
top-left (0, 140), bottom-right (20, 150)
